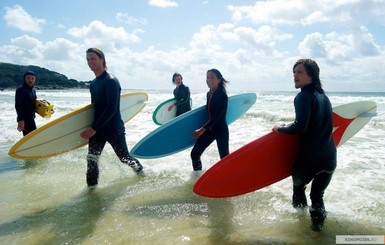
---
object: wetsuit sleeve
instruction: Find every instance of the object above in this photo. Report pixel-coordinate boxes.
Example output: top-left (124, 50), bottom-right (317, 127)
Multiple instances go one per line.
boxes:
top-left (203, 90), bottom-right (228, 129)
top-left (15, 89), bottom-right (25, 122)
top-left (278, 92), bottom-right (312, 134)
top-left (175, 86), bottom-right (190, 106)
top-left (92, 78), bottom-right (121, 131)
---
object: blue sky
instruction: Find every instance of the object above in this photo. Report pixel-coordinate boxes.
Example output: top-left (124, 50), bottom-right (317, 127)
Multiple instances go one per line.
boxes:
top-left (1, 0), bottom-right (385, 92)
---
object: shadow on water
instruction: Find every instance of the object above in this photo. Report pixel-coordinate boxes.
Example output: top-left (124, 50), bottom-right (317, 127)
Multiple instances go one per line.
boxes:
top-left (117, 176), bottom-right (385, 245)
top-left (0, 179), bottom-right (133, 245)
top-left (118, 178), bottom-right (236, 243)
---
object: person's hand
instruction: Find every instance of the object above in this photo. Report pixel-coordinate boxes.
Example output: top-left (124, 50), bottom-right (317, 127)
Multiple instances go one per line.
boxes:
top-left (17, 121), bottom-right (25, 132)
top-left (272, 125), bottom-right (280, 132)
top-left (192, 127), bottom-right (205, 138)
top-left (168, 104), bottom-right (174, 111)
top-left (80, 128), bottom-right (96, 139)
top-left (272, 124), bottom-right (285, 132)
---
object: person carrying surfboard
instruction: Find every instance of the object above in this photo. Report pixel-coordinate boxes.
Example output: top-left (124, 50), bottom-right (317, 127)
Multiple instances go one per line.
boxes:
top-left (273, 59), bottom-right (337, 232)
top-left (168, 73), bottom-right (191, 116)
top-left (191, 69), bottom-right (229, 176)
top-left (80, 48), bottom-right (145, 188)
top-left (15, 71), bottom-right (37, 136)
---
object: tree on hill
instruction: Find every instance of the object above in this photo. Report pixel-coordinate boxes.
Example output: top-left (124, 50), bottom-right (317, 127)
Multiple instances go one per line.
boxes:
top-left (0, 63), bottom-right (90, 89)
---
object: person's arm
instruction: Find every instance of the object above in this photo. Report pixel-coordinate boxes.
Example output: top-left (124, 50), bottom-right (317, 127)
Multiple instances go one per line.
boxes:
top-left (174, 86), bottom-right (190, 106)
top-left (92, 78), bottom-right (120, 131)
top-left (15, 89), bottom-right (25, 122)
top-left (202, 90), bottom-right (227, 130)
top-left (274, 93), bottom-right (312, 134)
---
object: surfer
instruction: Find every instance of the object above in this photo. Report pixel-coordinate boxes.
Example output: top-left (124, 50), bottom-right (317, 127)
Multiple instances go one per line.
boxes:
top-left (191, 69), bottom-right (229, 175)
top-left (273, 59), bottom-right (337, 232)
top-left (15, 71), bottom-right (37, 136)
top-left (168, 73), bottom-right (191, 116)
top-left (80, 48), bottom-right (145, 188)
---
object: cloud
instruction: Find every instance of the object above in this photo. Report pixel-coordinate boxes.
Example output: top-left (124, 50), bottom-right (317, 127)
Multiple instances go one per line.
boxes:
top-left (67, 20), bottom-right (143, 50)
top-left (228, 0), bottom-right (385, 26)
top-left (352, 26), bottom-right (381, 56)
top-left (4, 5), bottom-right (46, 33)
top-left (148, 0), bottom-right (178, 8)
top-left (116, 13), bottom-right (148, 26)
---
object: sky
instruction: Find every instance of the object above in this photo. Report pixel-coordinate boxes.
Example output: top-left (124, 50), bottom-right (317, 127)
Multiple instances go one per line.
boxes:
top-left (1, 0), bottom-right (385, 92)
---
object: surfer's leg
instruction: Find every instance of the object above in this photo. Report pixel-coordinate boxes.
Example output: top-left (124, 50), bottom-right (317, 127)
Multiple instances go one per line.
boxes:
top-left (291, 161), bottom-right (312, 208)
top-left (191, 132), bottom-right (215, 171)
top-left (109, 132), bottom-right (144, 177)
top-left (309, 170), bottom-right (334, 231)
top-left (292, 185), bottom-right (308, 208)
top-left (215, 126), bottom-right (229, 159)
top-left (86, 135), bottom-right (106, 187)
top-left (23, 118), bottom-right (37, 136)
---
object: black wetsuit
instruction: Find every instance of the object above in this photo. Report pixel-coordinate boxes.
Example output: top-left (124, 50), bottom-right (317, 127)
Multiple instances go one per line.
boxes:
top-left (86, 71), bottom-right (141, 186)
top-left (191, 85), bottom-right (229, 171)
top-left (173, 83), bottom-right (191, 116)
top-left (15, 83), bottom-right (37, 136)
top-left (278, 83), bottom-right (336, 208)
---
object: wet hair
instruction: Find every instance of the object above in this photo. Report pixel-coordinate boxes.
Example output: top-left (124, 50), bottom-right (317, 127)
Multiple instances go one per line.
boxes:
top-left (207, 68), bottom-right (229, 89)
top-left (86, 48), bottom-right (107, 69)
top-left (23, 71), bottom-right (36, 81)
top-left (293, 59), bottom-right (323, 92)
top-left (172, 73), bottom-right (183, 84)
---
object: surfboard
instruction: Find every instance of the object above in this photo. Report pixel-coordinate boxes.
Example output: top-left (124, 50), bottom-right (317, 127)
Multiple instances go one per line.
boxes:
top-left (193, 100), bottom-right (377, 198)
top-left (8, 92), bottom-right (148, 160)
top-left (131, 93), bottom-right (257, 159)
top-left (152, 98), bottom-right (192, 125)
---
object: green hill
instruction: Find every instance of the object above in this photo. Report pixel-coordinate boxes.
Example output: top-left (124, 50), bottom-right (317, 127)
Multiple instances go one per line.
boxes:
top-left (0, 63), bottom-right (90, 90)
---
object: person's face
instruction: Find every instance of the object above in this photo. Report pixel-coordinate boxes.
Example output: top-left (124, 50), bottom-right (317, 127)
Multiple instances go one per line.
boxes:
top-left (293, 63), bottom-right (312, 89)
top-left (24, 75), bottom-right (36, 87)
top-left (86, 52), bottom-right (104, 73)
top-left (206, 71), bottom-right (220, 91)
top-left (174, 75), bottom-right (182, 87)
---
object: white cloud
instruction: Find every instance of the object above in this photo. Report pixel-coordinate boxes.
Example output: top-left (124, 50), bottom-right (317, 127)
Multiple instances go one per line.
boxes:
top-left (298, 26), bottom-right (381, 62)
top-left (67, 20), bottom-right (142, 50)
top-left (298, 32), bottom-right (353, 61)
top-left (4, 5), bottom-right (46, 33)
top-left (301, 11), bottom-right (330, 25)
top-left (148, 0), bottom-right (178, 8)
top-left (352, 26), bottom-right (381, 56)
top-left (228, 0), bottom-right (385, 26)
top-left (116, 13), bottom-right (148, 26)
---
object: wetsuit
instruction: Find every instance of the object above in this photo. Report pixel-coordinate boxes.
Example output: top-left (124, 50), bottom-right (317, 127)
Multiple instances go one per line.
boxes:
top-left (191, 85), bottom-right (229, 171)
top-left (173, 83), bottom-right (191, 116)
top-left (277, 83), bottom-right (336, 211)
top-left (15, 83), bottom-right (37, 136)
top-left (86, 71), bottom-right (142, 186)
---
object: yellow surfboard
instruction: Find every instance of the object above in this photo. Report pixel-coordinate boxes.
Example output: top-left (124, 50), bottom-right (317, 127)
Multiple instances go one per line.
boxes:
top-left (9, 92), bottom-right (148, 159)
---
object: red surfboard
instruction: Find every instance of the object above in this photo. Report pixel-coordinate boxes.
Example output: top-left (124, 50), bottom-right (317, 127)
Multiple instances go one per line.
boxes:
top-left (193, 101), bottom-right (377, 198)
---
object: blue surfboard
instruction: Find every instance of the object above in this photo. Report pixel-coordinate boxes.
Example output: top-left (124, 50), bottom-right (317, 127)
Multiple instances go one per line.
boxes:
top-left (131, 93), bottom-right (257, 159)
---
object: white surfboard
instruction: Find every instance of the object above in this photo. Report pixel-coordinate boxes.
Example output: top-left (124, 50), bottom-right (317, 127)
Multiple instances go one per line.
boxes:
top-left (9, 92), bottom-right (148, 160)
top-left (152, 98), bottom-right (177, 125)
top-left (152, 98), bottom-right (192, 125)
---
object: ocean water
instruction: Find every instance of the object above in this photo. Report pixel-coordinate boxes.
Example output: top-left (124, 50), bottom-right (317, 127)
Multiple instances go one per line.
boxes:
top-left (0, 89), bottom-right (384, 245)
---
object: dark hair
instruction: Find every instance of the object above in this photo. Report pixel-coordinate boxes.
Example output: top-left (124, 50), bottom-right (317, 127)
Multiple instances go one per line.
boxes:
top-left (23, 71), bottom-right (36, 80)
top-left (207, 68), bottom-right (229, 88)
top-left (86, 48), bottom-right (107, 68)
top-left (172, 73), bottom-right (183, 84)
top-left (293, 59), bottom-right (323, 92)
